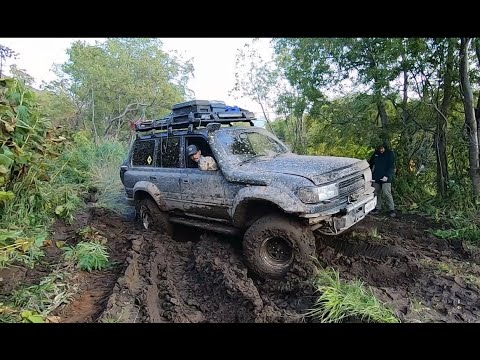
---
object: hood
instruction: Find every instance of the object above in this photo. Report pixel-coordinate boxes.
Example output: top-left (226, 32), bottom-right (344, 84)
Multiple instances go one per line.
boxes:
top-left (235, 153), bottom-right (369, 185)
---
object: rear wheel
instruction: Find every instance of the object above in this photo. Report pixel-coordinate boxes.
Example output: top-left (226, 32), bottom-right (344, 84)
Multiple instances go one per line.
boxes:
top-left (243, 214), bottom-right (316, 280)
top-left (137, 198), bottom-right (173, 236)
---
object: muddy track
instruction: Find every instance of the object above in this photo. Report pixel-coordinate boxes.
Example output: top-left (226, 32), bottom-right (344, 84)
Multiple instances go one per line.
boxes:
top-left (99, 230), bottom-right (315, 323)
top-left (33, 206), bottom-right (480, 323)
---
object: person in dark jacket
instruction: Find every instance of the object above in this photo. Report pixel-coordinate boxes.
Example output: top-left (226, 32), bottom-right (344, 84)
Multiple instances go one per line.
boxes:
top-left (368, 142), bottom-right (396, 217)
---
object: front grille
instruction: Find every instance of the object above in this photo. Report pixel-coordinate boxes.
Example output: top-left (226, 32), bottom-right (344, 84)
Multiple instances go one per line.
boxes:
top-left (339, 173), bottom-right (364, 197)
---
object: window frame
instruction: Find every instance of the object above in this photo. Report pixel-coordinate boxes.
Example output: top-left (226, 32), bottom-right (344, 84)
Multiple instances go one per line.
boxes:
top-left (157, 135), bottom-right (183, 169)
top-left (130, 139), bottom-right (157, 168)
top-left (184, 134), bottom-right (215, 169)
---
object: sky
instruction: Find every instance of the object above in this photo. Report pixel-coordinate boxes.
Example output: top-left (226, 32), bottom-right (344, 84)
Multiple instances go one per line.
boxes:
top-left (0, 37), bottom-right (274, 118)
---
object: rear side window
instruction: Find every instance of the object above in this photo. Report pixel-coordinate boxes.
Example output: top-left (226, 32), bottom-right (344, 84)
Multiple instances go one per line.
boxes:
top-left (158, 137), bottom-right (181, 168)
top-left (131, 140), bottom-right (155, 166)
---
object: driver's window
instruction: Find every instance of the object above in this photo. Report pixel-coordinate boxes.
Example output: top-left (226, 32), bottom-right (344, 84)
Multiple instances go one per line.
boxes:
top-left (185, 136), bottom-right (216, 169)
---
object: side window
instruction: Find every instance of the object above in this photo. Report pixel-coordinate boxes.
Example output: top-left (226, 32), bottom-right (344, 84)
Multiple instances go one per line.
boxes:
top-left (131, 140), bottom-right (155, 167)
top-left (185, 136), bottom-right (213, 168)
top-left (160, 137), bottom-right (180, 168)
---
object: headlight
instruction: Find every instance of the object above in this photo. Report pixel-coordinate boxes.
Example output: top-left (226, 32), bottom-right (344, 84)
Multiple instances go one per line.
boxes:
top-left (298, 183), bottom-right (339, 203)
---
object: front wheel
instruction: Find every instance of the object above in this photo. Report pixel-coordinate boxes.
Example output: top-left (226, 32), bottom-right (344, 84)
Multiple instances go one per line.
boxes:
top-left (242, 214), bottom-right (316, 280)
top-left (136, 198), bottom-right (173, 236)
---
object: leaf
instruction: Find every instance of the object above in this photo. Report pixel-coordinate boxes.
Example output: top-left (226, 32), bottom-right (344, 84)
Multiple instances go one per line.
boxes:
top-left (3, 122), bottom-right (15, 132)
top-left (17, 105), bottom-right (29, 122)
top-left (14, 238), bottom-right (32, 252)
top-left (21, 310), bottom-right (33, 318)
top-left (35, 234), bottom-right (48, 247)
top-left (55, 241), bottom-right (66, 248)
top-left (27, 314), bottom-right (45, 323)
top-left (0, 191), bottom-right (14, 202)
top-left (55, 205), bottom-right (64, 215)
top-left (46, 315), bottom-right (60, 323)
top-left (0, 154), bottom-right (13, 167)
top-left (0, 165), bottom-right (9, 174)
top-left (0, 229), bottom-right (21, 243)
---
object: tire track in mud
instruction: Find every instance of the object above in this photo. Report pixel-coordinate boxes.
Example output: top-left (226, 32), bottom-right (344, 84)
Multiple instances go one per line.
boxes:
top-left (83, 207), bottom-right (480, 323)
top-left (100, 230), bottom-right (314, 323)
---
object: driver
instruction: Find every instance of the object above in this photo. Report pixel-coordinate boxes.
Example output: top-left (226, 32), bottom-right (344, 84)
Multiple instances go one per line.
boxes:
top-left (187, 144), bottom-right (218, 171)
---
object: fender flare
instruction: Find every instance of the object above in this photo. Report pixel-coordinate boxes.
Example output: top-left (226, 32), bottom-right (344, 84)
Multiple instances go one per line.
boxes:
top-left (133, 181), bottom-right (168, 211)
top-left (229, 186), bottom-right (305, 227)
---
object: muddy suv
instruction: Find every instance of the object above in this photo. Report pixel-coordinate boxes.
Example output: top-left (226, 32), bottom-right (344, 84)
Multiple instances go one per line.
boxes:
top-left (120, 100), bottom-right (376, 279)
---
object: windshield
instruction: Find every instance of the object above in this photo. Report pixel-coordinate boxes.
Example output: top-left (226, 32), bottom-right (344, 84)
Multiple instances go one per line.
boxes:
top-left (217, 130), bottom-right (289, 162)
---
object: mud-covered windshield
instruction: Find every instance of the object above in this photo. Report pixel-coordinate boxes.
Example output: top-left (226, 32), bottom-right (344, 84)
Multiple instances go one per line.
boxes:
top-left (217, 130), bottom-right (289, 162)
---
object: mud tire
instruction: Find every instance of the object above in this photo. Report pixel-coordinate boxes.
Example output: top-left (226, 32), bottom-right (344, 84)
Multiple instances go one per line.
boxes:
top-left (243, 214), bottom-right (316, 280)
top-left (137, 198), bottom-right (173, 236)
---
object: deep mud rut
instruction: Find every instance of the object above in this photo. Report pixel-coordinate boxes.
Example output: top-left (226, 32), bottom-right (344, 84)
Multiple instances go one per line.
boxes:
top-left (2, 206), bottom-right (480, 323)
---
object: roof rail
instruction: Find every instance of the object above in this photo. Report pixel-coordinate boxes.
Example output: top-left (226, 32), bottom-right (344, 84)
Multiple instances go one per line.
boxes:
top-left (133, 101), bottom-right (256, 133)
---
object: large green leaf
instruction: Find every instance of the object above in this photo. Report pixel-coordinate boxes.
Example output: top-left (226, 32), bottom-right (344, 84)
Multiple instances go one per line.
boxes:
top-left (0, 229), bottom-right (21, 244)
top-left (27, 315), bottom-right (45, 323)
top-left (34, 234), bottom-right (47, 247)
top-left (0, 154), bottom-right (13, 167)
top-left (0, 191), bottom-right (14, 202)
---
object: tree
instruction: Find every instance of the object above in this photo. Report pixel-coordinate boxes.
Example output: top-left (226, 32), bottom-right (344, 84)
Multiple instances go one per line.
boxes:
top-left (231, 39), bottom-right (279, 135)
top-left (460, 38), bottom-right (480, 197)
top-left (0, 44), bottom-right (17, 78)
top-left (51, 38), bottom-right (193, 140)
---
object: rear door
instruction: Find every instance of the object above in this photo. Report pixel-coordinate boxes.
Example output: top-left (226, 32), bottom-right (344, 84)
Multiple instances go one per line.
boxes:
top-left (150, 136), bottom-right (183, 211)
top-left (122, 139), bottom-right (157, 197)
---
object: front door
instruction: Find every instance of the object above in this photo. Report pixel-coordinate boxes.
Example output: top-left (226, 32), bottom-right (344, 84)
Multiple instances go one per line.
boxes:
top-left (181, 136), bottom-right (229, 220)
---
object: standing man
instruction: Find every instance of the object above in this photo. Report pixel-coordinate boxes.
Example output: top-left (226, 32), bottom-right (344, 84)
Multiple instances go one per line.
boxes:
top-left (368, 142), bottom-right (396, 217)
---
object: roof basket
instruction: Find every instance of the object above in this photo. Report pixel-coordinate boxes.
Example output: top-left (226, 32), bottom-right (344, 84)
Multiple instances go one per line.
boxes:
top-left (134, 100), bottom-right (256, 133)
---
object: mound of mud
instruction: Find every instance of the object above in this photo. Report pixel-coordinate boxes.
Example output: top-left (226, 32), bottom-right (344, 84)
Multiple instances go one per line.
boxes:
top-left (100, 232), bottom-right (315, 323)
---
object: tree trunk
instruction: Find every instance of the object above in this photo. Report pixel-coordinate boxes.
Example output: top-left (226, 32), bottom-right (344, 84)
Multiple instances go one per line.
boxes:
top-left (399, 47), bottom-right (415, 177)
top-left (91, 89), bottom-right (98, 144)
top-left (435, 38), bottom-right (454, 197)
top-left (377, 98), bottom-right (389, 132)
top-left (460, 38), bottom-right (480, 197)
top-left (474, 38), bottom-right (480, 163)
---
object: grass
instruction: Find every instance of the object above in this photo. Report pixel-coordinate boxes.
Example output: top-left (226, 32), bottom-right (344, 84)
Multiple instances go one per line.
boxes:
top-left (419, 257), bottom-right (480, 288)
top-left (420, 258), bottom-right (453, 275)
top-left (431, 227), bottom-right (480, 245)
top-left (0, 268), bottom-right (78, 322)
top-left (307, 268), bottom-right (399, 323)
top-left (87, 139), bottom-right (129, 215)
top-left (64, 241), bottom-right (110, 272)
top-left (0, 132), bottom-right (128, 269)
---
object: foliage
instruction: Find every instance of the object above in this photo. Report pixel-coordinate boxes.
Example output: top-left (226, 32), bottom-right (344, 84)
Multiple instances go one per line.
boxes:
top-left (8, 268), bottom-right (77, 320)
top-left (50, 38), bottom-right (194, 139)
top-left (0, 44), bottom-right (17, 78)
top-left (267, 38), bottom-right (480, 241)
top-left (64, 241), bottom-right (109, 272)
top-left (231, 39), bottom-right (279, 129)
top-left (308, 268), bottom-right (399, 323)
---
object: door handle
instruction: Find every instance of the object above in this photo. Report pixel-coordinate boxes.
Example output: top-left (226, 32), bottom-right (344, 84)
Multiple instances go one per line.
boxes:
top-left (150, 176), bottom-right (157, 180)
top-left (182, 179), bottom-right (189, 183)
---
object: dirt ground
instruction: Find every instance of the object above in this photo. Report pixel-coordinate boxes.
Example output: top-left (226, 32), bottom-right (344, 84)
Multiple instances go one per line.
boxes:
top-left (1, 206), bottom-right (479, 323)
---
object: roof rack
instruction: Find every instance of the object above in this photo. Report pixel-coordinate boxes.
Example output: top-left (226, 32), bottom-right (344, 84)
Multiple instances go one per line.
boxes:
top-left (133, 106), bottom-right (256, 133)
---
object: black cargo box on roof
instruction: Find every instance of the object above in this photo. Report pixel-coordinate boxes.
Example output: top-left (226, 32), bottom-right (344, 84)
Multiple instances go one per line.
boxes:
top-left (172, 100), bottom-right (213, 116)
top-left (134, 99), bottom-right (256, 133)
top-left (171, 99), bottom-right (251, 122)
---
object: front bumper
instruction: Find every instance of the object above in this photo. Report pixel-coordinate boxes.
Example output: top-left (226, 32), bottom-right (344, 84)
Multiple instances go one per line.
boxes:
top-left (304, 193), bottom-right (376, 234)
